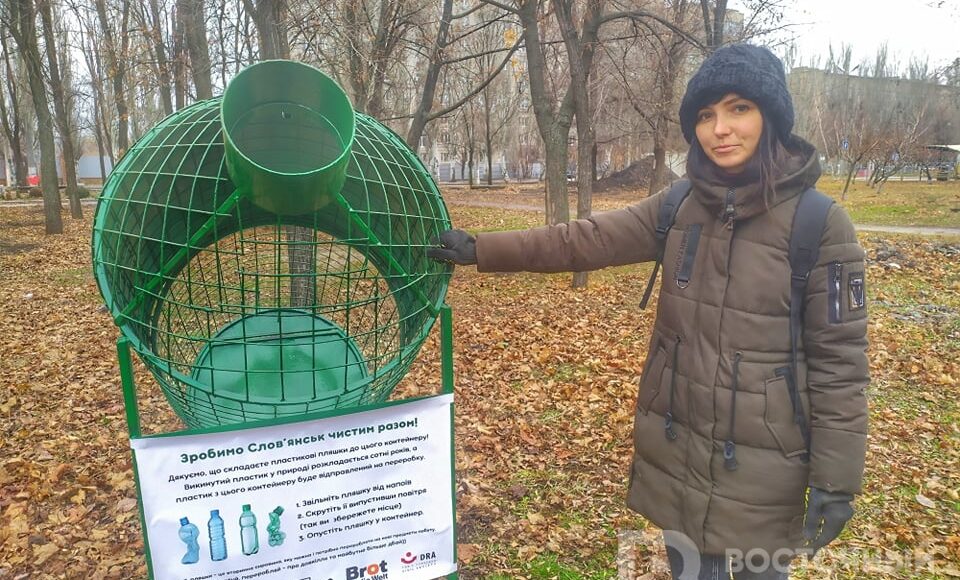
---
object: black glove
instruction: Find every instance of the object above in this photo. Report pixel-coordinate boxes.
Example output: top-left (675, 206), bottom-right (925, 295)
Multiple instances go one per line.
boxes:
top-left (427, 229), bottom-right (477, 266)
top-left (802, 487), bottom-right (854, 555)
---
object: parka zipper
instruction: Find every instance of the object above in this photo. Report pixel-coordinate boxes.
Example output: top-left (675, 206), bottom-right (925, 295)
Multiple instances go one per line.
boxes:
top-left (664, 335), bottom-right (681, 441)
top-left (723, 351), bottom-right (742, 471)
top-left (722, 187), bottom-right (736, 229)
top-left (828, 261), bottom-right (843, 323)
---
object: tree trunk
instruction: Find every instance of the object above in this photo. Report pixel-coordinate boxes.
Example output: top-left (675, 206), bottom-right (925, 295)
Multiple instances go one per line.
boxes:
top-left (11, 0), bottom-right (62, 233)
top-left (555, 0), bottom-right (602, 288)
top-left (591, 139), bottom-right (598, 183)
top-left (241, 0), bottom-right (313, 307)
top-left (0, 35), bottom-right (28, 187)
top-left (650, 3), bottom-right (688, 196)
top-left (364, 0), bottom-right (394, 119)
top-left (519, 0), bottom-right (572, 226)
top-left (39, 0), bottom-right (82, 218)
top-left (543, 134), bottom-right (570, 225)
top-left (178, 0), bottom-right (213, 99)
top-left (699, 0), bottom-right (728, 50)
top-left (468, 144), bottom-right (475, 189)
top-left (146, 0), bottom-right (174, 114)
top-left (484, 89), bottom-right (494, 185)
top-left (242, 0), bottom-right (288, 61)
top-left (649, 76), bottom-right (674, 195)
top-left (94, 0), bottom-right (131, 155)
top-left (94, 102), bottom-right (107, 181)
top-left (172, 4), bottom-right (187, 109)
top-left (406, 0), bottom-right (453, 148)
top-left (81, 31), bottom-right (115, 167)
top-left (841, 158), bottom-right (858, 200)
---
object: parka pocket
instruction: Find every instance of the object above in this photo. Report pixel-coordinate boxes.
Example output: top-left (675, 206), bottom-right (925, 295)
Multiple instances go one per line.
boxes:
top-left (637, 345), bottom-right (668, 415)
top-left (827, 261), bottom-right (868, 323)
top-left (763, 372), bottom-right (807, 458)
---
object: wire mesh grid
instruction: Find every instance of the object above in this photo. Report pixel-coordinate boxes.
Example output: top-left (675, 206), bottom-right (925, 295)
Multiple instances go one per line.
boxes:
top-left (93, 96), bottom-right (451, 428)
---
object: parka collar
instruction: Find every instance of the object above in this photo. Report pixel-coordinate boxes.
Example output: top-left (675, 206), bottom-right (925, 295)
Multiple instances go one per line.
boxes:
top-left (685, 136), bottom-right (822, 223)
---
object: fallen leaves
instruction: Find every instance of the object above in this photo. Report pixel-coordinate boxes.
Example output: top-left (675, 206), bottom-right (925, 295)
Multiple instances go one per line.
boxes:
top-left (0, 209), bottom-right (149, 578)
top-left (1, 196), bottom-right (958, 578)
top-left (916, 493), bottom-right (937, 509)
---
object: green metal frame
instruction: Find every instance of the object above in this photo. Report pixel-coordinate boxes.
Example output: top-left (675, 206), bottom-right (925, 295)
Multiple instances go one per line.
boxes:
top-left (94, 61), bottom-right (452, 429)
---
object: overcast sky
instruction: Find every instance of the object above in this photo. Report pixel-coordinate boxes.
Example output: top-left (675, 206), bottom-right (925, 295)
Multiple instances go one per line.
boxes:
top-left (732, 0), bottom-right (959, 71)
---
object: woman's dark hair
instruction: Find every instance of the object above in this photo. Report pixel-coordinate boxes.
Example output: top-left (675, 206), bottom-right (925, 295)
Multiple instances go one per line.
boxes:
top-left (755, 112), bottom-right (791, 206)
top-left (688, 111), bottom-right (790, 208)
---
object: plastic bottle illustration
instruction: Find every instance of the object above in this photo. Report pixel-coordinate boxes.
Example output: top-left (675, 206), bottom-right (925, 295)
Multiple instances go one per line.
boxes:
top-left (208, 509), bottom-right (227, 561)
top-left (266, 506), bottom-right (286, 547)
top-left (178, 517), bottom-right (200, 564)
top-left (240, 504), bottom-right (259, 555)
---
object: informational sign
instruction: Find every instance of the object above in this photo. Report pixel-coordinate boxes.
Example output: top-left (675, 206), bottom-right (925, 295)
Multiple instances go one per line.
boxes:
top-left (131, 394), bottom-right (456, 580)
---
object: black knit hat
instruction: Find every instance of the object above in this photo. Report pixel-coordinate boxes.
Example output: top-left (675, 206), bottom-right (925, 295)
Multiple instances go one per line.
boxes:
top-left (679, 43), bottom-right (793, 144)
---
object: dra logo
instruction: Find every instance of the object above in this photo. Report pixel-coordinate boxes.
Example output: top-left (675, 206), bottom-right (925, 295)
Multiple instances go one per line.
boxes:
top-left (399, 550), bottom-right (438, 571)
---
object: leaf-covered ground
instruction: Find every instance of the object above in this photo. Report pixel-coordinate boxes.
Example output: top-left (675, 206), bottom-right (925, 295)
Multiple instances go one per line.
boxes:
top-left (0, 190), bottom-right (958, 579)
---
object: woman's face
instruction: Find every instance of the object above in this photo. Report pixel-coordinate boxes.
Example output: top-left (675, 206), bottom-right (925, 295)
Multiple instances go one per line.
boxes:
top-left (694, 93), bottom-right (763, 174)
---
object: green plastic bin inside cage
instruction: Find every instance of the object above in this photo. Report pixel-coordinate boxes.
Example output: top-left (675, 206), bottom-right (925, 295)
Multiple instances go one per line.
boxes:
top-left (92, 60), bottom-right (451, 429)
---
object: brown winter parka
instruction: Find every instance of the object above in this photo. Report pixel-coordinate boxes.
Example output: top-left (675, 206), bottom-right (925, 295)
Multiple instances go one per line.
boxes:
top-left (474, 139), bottom-right (869, 555)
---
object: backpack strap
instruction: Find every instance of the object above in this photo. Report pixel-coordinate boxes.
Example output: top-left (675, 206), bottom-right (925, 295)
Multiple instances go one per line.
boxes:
top-left (787, 188), bottom-right (835, 461)
top-left (639, 179), bottom-right (691, 310)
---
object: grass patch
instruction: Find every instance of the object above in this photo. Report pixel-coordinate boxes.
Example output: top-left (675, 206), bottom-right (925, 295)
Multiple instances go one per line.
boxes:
top-left (51, 266), bottom-right (92, 287)
top-left (497, 552), bottom-right (618, 580)
top-left (539, 408), bottom-right (563, 423)
top-left (818, 178), bottom-right (960, 227)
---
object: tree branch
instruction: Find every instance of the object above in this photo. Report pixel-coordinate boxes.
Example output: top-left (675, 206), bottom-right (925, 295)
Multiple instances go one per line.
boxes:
top-left (428, 39), bottom-right (524, 121)
top-left (601, 10), bottom-right (705, 52)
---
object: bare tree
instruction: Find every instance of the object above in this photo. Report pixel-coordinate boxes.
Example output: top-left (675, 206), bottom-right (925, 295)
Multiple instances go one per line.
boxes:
top-left (404, 3), bottom-right (523, 150)
top-left (178, 0), bottom-right (214, 99)
top-left (6, 0), bottom-right (63, 233)
top-left (94, 0), bottom-right (132, 155)
top-left (242, 0), bottom-right (289, 60)
top-left (502, 0), bottom-right (577, 225)
top-left (0, 34), bottom-right (28, 187)
top-left (172, 0), bottom-right (188, 108)
top-left (39, 0), bottom-right (82, 218)
top-left (554, 0), bottom-right (603, 287)
top-left (136, 0), bottom-right (175, 115)
top-left (405, 0), bottom-right (453, 148)
top-left (698, 0), bottom-right (727, 50)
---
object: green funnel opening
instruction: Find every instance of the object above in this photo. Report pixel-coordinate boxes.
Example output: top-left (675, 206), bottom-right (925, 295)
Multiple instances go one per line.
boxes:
top-left (221, 60), bottom-right (356, 215)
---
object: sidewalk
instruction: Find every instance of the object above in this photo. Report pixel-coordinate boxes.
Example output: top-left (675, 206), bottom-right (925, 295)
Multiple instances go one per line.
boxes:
top-left (0, 198), bottom-right (98, 209)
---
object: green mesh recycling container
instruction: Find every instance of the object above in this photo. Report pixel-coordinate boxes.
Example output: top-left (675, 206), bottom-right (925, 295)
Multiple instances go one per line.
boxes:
top-left (92, 60), bottom-right (451, 429)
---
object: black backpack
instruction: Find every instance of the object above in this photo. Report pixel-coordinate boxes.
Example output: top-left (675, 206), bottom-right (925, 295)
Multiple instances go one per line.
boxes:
top-left (639, 179), bottom-right (834, 460)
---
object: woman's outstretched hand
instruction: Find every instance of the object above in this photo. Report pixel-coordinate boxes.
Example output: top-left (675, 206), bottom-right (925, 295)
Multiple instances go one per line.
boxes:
top-left (427, 229), bottom-right (477, 266)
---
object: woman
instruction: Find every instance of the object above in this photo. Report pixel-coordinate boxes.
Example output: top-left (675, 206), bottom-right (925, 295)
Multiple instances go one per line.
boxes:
top-left (428, 44), bottom-right (868, 580)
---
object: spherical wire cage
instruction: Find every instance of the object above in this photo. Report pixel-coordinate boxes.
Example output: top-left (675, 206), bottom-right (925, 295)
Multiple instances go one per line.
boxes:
top-left (92, 60), bottom-right (452, 429)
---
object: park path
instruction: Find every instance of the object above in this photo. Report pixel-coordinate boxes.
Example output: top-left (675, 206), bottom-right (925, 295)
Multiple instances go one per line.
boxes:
top-left (443, 199), bottom-right (960, 237)
top-left (1, 198), bottom-right (957, 237)
top-left (852, 224), bottom-right (960, 236)
top-left (0, 198), bottom-right (98, 209)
